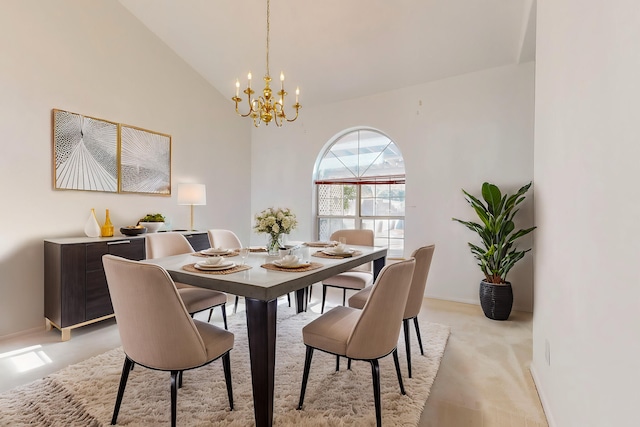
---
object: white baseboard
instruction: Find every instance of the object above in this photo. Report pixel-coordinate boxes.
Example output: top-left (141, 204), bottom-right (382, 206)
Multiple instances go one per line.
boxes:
top-left (424, 294), bottom-right (533, 313)
top-left (529, 363), bottom-right (556, 427)
top-left (0, 324), bottom-right (44, 343)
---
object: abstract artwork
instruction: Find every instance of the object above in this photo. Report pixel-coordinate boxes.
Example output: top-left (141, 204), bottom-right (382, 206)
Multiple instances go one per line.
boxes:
top-left (119, 125), bottom-right (171, 195)
top-left (53, 109), bottom-right (118, 192)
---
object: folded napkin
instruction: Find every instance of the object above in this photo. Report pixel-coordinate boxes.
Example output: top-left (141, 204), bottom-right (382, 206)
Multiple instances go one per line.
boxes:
top-left (201, 256), bottom-right (225, 266)
top-left (333, 243), bottom-right (348, 253)
top-left (279, 254), bottom-right (300, 266)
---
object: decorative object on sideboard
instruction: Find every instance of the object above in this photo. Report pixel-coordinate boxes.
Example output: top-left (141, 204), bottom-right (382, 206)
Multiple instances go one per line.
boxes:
top-left (101, 209), bottom-right (114, 237)
top-left (53, 109), bottom-right (118, 192)
top-left (138, 213), bottom-right (165, 233)
top-left (177, 183), bottom-right (207, 231)
top-left (232, 0), bottom-right (301, 127)
top-left (84, 208), bottom-right (101, 238)
top-left (119, 124), bottom-right (171, 195)
top-left (254, 207), bottom-right (297, 256)
top-left (452, 182), bottom-right (536, 321)
top-left (120, 226), bottom-right (147, 236)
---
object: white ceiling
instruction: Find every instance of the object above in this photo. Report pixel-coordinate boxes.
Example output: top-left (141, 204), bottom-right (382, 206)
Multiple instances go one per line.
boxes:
top-left (119, 0), bottom-right (536, 108)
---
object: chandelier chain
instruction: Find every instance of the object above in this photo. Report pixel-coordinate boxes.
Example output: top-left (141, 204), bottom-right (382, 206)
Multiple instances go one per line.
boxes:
top-left (266, 0), bottom-right (270, 77)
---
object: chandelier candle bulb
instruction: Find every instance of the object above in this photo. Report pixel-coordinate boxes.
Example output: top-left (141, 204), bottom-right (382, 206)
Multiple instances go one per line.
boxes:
top-left (236, 79), bottom-right (240, 97)
top-left (296, 87), bottom-right (299, 103)
top-left (248, 72), bottom-right (252, 88)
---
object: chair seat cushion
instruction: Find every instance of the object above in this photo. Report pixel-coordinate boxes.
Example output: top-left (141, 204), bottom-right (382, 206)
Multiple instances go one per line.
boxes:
top-left (194, 320), bottom-right (234, 361)
top-left (177, 287), bottom-right (227, 314)
top-left (348, 286), bottom-right (372, 309)
top-left (322, 271), bottom-right (373, 291)
top-left (302, 306), bottom-right (360, 356)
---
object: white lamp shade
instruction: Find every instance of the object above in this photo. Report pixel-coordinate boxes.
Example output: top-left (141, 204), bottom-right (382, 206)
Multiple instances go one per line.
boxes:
top-left (177, 183), bottom-right (207, 205)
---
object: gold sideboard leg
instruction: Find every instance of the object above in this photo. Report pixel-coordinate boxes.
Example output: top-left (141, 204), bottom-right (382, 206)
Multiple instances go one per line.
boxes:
top-left (45, 318), bottom-right (52, 331)
top-left (61, 328), bottom-right (71, 341)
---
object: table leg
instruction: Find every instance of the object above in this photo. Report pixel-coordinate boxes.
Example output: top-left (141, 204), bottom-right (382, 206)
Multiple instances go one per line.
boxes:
top-left (295, 288), bottom-right (307, 313)
top-left (373, 255), bottom-right (386, 280)
top-left (245, 298), bottom-right (277, 427)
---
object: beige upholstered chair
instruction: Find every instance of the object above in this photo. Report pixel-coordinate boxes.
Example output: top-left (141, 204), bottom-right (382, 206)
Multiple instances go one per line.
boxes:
top-left (145, 232), bottom-right (228, 328)
top-left (297, 258), bottom-right (416, 427)
top-left (320, 229), bottom-right (374, 313)
top-left (207, 229), bottom-right (245, 314)
top-left (207, 229), bottom-right (243, 251)
top-left (102, 255), bottom-right (234, 427)
top-left (349, 244), bottom-right (435, 378)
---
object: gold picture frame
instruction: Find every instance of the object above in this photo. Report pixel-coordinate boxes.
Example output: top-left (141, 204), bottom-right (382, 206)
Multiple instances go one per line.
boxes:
top-left (52, 109), bottom-right (119, 193)
top-left (118, 124), bottom-right (172, 195)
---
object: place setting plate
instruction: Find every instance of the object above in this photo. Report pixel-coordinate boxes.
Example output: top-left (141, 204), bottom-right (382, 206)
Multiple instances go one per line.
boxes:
top-left (194, 260), bottom-right (236, 271)
top-left (272, 260), bottom-right (312, 269)
top-left (200, 248), bottom-right (233, 256)
top-left (322, 248), bottom-right (355, 256)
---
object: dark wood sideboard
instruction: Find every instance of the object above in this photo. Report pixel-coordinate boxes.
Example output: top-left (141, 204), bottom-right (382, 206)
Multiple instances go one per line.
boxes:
top-left (44, 231), bottom-right (210, 340)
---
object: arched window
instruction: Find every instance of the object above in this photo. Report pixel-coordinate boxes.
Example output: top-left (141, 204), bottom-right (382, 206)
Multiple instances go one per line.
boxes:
top-left (315, 128), bottom-right (405, 257)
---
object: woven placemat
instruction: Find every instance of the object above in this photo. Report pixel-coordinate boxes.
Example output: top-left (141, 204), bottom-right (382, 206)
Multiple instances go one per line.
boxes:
top-left (312, 250), bottom-right (363, 259)
top-left (260, 262), bottom-right (324, 272)
top-left (249, 247), bottom-right (267, 253)
top-left (193, 251), bottom-right (239, 258)
top-left (182, 263), bottom-right (251, 275)
top-left (304, 241), bottom-right (338, 248)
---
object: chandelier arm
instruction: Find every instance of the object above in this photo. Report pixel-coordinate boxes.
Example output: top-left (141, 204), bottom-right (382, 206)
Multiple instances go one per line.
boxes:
top-left (285, 105), bottom-right (301, 123)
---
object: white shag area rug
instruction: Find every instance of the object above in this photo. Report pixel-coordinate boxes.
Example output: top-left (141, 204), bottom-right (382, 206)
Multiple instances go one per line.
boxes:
top-left (0, 306), bottom-right (449, 426)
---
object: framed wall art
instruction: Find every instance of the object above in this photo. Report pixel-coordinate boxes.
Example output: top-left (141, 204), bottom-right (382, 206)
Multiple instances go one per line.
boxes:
top-left (52, 109), bottom-right (118, 192)
top-left (119, 124), bottom-right (171, 195)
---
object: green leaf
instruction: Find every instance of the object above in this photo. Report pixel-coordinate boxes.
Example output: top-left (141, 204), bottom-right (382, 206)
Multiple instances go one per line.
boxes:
top-left (481, 183), bottom-right (502, 215)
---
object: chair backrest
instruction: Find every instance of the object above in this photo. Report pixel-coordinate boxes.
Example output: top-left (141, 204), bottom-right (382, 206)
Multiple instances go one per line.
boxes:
top-left (330, 229), bottom-right (374, 273)
top-left (102, 255), bottom-right (208, 370)
top-left (145, 232), bottom-right (195, 259)
top-left (346, 258), bottom-right (416, 360)
top-left (404, 245), bottom-right (435, 319)
top-left (208, 229), bottom-right (242, 249)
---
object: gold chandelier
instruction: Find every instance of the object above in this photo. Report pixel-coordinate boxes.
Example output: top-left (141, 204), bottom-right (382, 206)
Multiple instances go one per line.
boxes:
top-left (232, 0), bottom-right (301, 127)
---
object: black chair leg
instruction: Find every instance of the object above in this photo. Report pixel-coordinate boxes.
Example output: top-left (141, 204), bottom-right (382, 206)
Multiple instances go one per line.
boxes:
top-left (347, 358), bottom-right (352, 370)
top-left (221, 304), bottom-right (228, 330)
top-left (178, 370), bottom-right (183, 388)
top-left (233, 296), bottom-right (239, 314)
top-left (369, 359), bottom-right (382, 427)
top-left (403, 318), bottom-right (412, 378)
top-left (342, 288), bottom-right (347, 306)
top-left (308, 285), bottom-right (313, 303)
top-left (207, 308), bottom-right (214, 323)
top-left (321, 285), bottom-right (328, 313)
top-left (297, 346), bottom-right (314, 410)
top-left (413, 317), bottom-right (424, 355)
top-left (222, 351), bottom-right (234, 410)
top-left (287, 293), bottom-right (291, 307)
top-left (111, 357), bottom-right (133, 425)
top-left (392, 349), bottom-right (406, 395)
top-left (170, 370), bottom-right (179, 427)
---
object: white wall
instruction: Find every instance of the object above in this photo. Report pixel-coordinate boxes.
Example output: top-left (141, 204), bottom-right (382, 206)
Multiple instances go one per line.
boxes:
top-left (532, 0), bottom-right (640, 425)
top-left (0, 0), bottom-right (251, 337)
top-left (251, 63), bottom-right (536, 311)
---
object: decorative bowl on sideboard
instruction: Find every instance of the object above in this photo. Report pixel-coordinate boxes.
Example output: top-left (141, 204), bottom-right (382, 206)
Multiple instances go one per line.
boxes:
top-left (120, 226), bottom-right (147, 236)
top-left (138, 222), bottom-right (164, 233)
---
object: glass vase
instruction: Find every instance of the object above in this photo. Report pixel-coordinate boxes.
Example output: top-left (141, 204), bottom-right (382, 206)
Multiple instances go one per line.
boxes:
top-left (267, 234), bottom-right (283, 256)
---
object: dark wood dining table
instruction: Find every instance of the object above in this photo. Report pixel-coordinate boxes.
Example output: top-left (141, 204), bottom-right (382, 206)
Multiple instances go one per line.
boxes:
top-left (145, 245), bottom-right (387, 427)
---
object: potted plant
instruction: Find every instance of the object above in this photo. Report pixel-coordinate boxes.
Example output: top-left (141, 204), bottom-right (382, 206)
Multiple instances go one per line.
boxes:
top-left (452, 182), bottom-right (536, 320)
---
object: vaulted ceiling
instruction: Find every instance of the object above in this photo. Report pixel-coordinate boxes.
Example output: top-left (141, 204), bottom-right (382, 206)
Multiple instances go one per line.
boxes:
top-left (119, 0), bottom-right (536, 107)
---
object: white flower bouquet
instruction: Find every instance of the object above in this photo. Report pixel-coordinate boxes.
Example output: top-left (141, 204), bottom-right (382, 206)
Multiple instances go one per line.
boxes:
top-left (254, 207), bottom-right (297, 254)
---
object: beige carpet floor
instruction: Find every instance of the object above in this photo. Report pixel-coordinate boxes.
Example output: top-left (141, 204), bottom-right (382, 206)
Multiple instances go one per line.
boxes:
top-left (0, 306), bottom-right (449, 426)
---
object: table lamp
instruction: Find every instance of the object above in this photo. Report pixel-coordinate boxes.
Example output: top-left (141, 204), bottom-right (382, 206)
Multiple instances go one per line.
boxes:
top-left (177, 183), bottom-right (207, 230)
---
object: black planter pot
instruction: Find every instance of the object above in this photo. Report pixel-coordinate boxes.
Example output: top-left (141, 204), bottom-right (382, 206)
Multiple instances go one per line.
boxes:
top-left (479, 280), bottom-right (513, 320)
